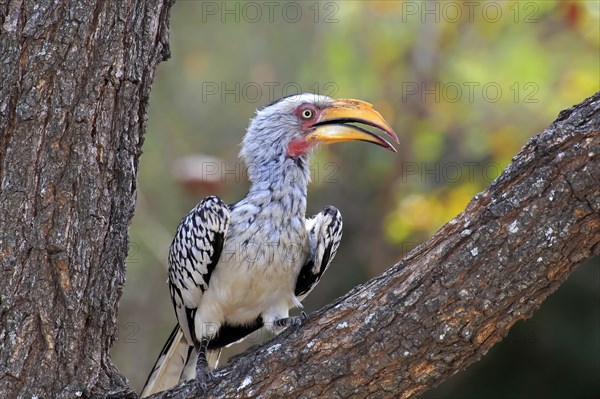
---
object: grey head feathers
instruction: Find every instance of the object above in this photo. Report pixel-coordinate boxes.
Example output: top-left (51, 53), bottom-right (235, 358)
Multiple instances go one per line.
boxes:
top-left (240, 94), bottom-right (334, 183)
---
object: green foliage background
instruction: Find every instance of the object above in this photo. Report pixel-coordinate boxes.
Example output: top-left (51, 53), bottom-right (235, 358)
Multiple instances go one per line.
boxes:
top-left (114, 1), bottom-right (599, 397)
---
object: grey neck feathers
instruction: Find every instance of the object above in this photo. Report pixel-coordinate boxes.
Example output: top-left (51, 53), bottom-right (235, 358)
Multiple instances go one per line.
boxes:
top-left (240, 115), bottom-right (312, 219)
top-left (245, 154), bottom-right (310, 219)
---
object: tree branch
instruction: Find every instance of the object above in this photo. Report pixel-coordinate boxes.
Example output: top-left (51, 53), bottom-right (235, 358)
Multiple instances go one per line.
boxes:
top-left (148, 92), bottom-right (600, 399)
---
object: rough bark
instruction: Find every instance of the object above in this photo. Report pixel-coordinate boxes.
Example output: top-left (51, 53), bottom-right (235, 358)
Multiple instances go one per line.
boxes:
top-left (148, 92), bottom-right (600, 399)
top-left (0, 1), bottom-right (173, 398)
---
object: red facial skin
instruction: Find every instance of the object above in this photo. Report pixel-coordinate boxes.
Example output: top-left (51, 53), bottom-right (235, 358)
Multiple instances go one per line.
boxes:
top-left (286, 104), bottom-right (322, 158)
top-left (287, 138), bottom-right (311, 157)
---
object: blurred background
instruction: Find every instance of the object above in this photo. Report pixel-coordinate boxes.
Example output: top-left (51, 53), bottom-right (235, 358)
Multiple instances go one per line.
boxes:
top-left (113, 1), bottom-right (599, 398)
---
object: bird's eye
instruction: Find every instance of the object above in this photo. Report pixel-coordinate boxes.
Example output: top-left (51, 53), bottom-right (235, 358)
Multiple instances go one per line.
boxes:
top-left (300, 109), bottom-right (314, 120)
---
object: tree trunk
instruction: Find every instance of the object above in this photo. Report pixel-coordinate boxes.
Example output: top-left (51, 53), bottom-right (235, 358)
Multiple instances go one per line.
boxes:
top-left (148, 92), bottom-right (600, 399)
top-left (0, 1), bottom-right (173, 398)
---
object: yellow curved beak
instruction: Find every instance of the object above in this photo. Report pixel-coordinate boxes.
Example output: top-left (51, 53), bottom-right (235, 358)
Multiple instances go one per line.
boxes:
top-left (306, 99), bottom-right (398, 152)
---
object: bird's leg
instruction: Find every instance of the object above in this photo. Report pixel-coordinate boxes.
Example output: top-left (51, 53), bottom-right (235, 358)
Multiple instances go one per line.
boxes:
top-left (195, 338), bottom-right (213, 391)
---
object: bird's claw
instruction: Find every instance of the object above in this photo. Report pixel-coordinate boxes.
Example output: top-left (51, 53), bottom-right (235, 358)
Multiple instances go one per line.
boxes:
top-left (288, 316), bottom-right (302, 327)
top-left (290, 311), bottom-right (310, 326)
top-left (195, 368), bottom-right (214, 392)
top-left (275, 315), bottom-right (304, 329)
top-left (195, 379), bottom-right (207, 393)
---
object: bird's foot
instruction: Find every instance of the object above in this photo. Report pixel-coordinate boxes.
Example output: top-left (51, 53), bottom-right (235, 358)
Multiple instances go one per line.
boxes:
top-left (195, 367), bottom-right (214, 392)
top-left (274, 313), bottom-right (306, 329)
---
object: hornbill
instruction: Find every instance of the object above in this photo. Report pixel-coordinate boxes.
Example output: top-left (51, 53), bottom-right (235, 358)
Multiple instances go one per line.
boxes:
top-left (141, 94), bottom-right (397, 396)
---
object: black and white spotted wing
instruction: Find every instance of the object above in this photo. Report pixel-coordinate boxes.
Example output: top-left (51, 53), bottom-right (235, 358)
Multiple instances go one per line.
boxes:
top-left (168, 195), bottom-right (230, 346)
top-left (295, 205), bottom-right (343, 301)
